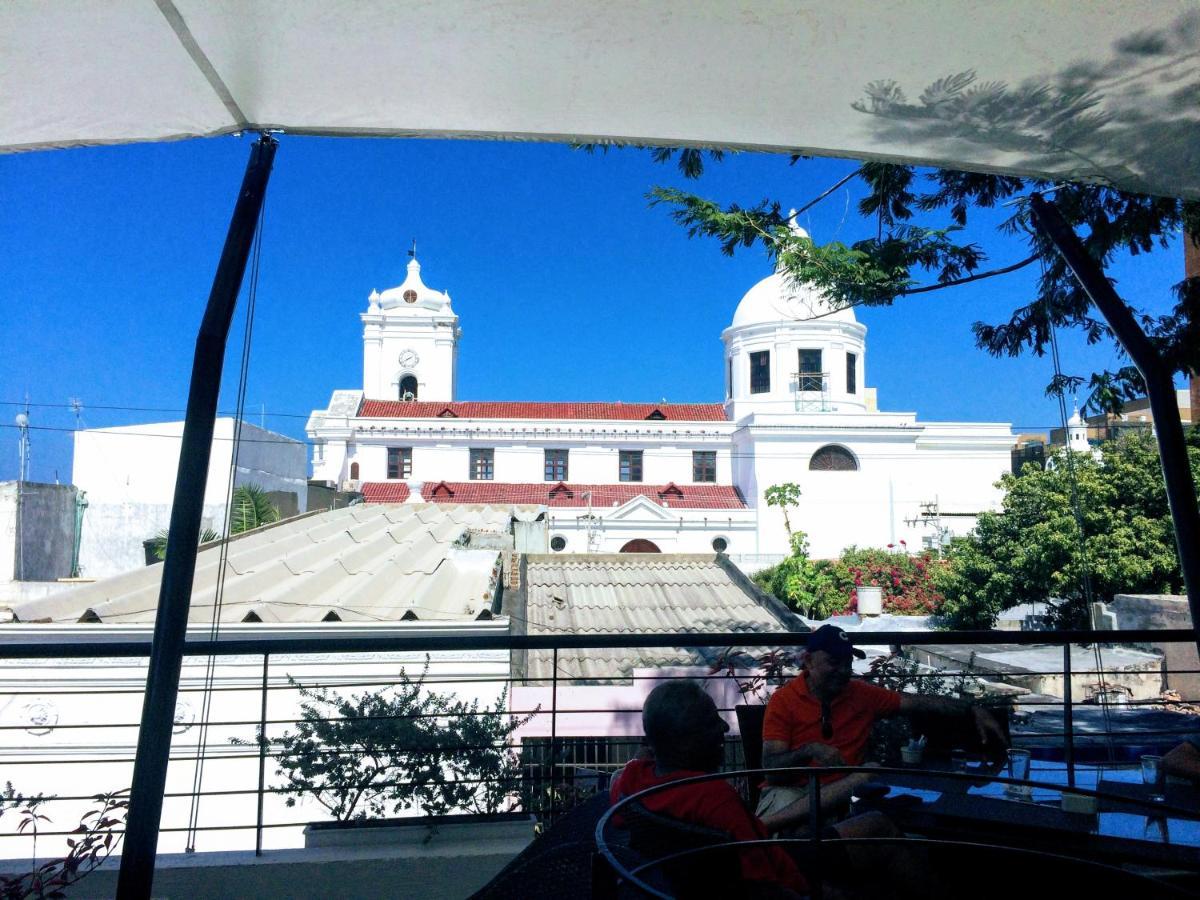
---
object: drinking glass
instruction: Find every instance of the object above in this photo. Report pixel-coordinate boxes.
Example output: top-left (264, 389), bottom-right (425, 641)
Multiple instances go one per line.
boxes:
top-left (1006, 749), bottom-right (1032, 800)
top-left (1141, 754), bottom-right (1166, 803)
top-left (1007, 749), bottom-right (1031, 781)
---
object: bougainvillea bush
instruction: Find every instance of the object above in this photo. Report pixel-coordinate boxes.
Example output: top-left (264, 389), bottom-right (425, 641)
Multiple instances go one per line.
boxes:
top-left (754, 540), bottom-right (946, 618)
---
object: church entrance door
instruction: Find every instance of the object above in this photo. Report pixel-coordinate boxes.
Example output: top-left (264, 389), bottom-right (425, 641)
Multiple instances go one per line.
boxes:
top-left (619, 539), bottom-right (661, 553)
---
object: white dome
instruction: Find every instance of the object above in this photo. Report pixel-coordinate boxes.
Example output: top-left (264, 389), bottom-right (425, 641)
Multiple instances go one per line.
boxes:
top-left (374, 258), bottom-right (453, 314)
top-left (731, 270), bottom-right (856, 329)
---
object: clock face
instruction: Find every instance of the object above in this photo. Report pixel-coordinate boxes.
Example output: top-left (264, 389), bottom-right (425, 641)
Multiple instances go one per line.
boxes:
top-left (398, 350), bottom-right (419, 368)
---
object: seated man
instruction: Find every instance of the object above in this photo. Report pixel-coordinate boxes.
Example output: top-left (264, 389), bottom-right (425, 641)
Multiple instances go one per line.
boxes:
top-left (611, 679), bottom-right (898, 898)
top-left (758, 624), bottom-right (1007, 822)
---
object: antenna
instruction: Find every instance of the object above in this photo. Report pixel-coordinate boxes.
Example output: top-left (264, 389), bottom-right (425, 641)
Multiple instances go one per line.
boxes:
top-left (69, 397), bottom-right (83, 430)
top-left (14, 395), bottom-right (30, 483)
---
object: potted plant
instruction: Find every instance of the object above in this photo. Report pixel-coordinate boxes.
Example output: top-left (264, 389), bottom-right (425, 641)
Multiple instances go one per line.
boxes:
top-left (235, 657), bottom-right (537, 847)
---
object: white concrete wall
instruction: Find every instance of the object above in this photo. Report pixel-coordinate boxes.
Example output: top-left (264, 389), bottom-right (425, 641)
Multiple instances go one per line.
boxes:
top-left (74, 420), bottom-right (309, 578)
top-left (343, 437), bottom-right (734, 487)
top-left (362, 317), bottom-right (458, 402)
top-left (0, 625), bottom-right (511, 861)
top-left (0, 484), bottom-right (16, 583)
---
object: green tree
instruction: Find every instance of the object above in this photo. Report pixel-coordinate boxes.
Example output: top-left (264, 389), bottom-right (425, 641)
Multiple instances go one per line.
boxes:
top-left (243, 659), bottom-right (534, 822)
top-left (613, 91), bottom-right (1199, 412)
top-left (150, 526), bottom-right (221, 562)
top-left (937, 431), bottom-right (1198, 628)
top-left (763, 482), bottom-right (802, 538)
top-left (229, 484), bottom-right (280, 535)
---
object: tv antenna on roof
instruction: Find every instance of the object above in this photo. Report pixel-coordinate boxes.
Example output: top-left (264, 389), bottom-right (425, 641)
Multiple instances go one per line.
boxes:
top-left (14, 394), bottom-right (30, 483)
top-left (69, 397), bottom-right (83, 430)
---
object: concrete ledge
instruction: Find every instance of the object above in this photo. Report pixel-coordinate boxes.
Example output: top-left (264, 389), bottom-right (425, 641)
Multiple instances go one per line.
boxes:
top-left (0, 834), bottom-right (532, 899)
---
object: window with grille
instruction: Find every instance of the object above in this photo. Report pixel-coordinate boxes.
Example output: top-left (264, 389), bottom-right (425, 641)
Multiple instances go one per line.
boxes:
top-left (809, 445), bottom-right (858, 471)
top-left (798, 349), bottom-right (823, 391)
top-left (544, 449), bottom-right (569, 481)
top-left (846, 352), bottom-right (857, 394)
top-left (619, 450), bottom-right (643, 482)
top-left (470, 448), bottom-right (494, 480)
top-left (750, 351), bottom-right (770, 394)
top-left (692, 450), bottom-right (717, 483)
top-left (387, 447), bottom-right (412, 479)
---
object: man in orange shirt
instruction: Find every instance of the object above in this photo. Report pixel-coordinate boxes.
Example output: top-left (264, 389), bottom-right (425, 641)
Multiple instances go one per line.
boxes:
top-left (758, 624), bottom-right (1006, 822)
top-left (611, 680), bottom-right (901, 898)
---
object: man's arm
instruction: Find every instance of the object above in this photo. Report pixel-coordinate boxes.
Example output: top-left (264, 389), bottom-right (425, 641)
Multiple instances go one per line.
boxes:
top-left (897, 694), bottom-right (1007, 747)
top-left (1163, 741), bottom-right (1200, 781)
top-left (762, 739), bottom-right (847, 785)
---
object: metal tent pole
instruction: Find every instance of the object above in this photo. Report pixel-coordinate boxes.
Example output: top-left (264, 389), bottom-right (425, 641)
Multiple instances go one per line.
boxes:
top-left (116, 134), bottom-right (277, 900)
top-left (1030, 193), bottom-right (1200, 659)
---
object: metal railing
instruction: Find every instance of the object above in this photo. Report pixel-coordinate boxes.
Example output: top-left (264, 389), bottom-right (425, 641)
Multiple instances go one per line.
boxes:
top-left (0, 627), bottom-right (1197, 862)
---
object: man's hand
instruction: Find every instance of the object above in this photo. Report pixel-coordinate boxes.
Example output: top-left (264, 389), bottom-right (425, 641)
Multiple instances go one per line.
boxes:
top-left (802, 742), bottom-right (848, 768)
top-left (972, 706), bottom-right (1007, 747)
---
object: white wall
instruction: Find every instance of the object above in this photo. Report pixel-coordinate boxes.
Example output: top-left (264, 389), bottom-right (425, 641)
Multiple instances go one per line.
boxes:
top-left (74, 420), bottom-right (309, 578)
top-left (0, 625), bottom-right (511, 860)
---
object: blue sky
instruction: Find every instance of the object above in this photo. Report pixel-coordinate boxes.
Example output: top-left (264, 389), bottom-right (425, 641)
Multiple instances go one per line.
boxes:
top-left (0, 135), bottom-right (1188, 483)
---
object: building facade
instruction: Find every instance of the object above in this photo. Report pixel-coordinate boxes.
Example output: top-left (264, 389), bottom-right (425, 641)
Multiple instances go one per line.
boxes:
top-left (307, 250), bottom-right (1015, 561)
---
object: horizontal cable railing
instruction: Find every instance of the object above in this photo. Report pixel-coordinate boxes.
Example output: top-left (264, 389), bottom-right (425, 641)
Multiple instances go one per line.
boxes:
top-left (0, 628), bottom-right (1197, 863)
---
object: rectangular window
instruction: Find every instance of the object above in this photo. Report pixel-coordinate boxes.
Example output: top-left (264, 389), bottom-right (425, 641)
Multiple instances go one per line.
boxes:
top-left (846, 352), bottom-right (858, 395)
top-left (544, 448), bottom-right (569, 481)
top-left (619, 450), bottom-right (643, 483)
top-left (693, 450), bottom-right (717, 483)
top-left (470, 448), bottom-right (494, 481)
top-left (798, 349), bottom-right (823, 391)
top-left (387, 447), bottom-right (413, 480)
top-left (750, 351), bottom-right (771, 394)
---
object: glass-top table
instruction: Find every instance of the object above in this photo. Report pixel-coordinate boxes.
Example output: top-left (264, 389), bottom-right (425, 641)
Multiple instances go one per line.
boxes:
top-left (876, 759), bottom-right (1200, 863)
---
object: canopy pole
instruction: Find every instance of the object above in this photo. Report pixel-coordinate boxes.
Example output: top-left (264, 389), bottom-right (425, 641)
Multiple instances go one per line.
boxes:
top-left (117, 134), bottom-right (277, 900)
top-left (1030, 193), bottom-right (1200, 657)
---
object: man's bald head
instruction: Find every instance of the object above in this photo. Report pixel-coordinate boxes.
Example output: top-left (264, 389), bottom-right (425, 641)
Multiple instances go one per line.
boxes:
top-left (642, 680), bottom-right (729, 771)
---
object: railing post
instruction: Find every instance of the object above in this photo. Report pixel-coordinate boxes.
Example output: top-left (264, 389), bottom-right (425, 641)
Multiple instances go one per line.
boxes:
top-left (255, 653), bottom-right (269, 857)
top-left (1063, 643), bottom-right (1075, 788)
top-left (549, 646), bottom-right (559, 823)
top-left (809, 772), bottom-right (823, 900)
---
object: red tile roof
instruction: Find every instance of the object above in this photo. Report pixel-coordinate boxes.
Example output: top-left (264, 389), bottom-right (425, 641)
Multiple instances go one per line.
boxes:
top-left (358, 400), bottom-right (728, 421)
top-left (360, 482), bottom-right (411, 503)
top-left (357, 481), bottom-right (746, 509)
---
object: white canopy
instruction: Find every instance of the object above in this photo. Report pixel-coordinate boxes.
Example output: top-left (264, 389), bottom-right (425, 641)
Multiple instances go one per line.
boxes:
top-left (4, 1), bottom-right (1198, 198)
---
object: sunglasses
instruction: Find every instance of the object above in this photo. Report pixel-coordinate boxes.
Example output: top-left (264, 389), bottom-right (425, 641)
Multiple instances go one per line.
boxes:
top-left (820, 702), bottom-right (833, 740)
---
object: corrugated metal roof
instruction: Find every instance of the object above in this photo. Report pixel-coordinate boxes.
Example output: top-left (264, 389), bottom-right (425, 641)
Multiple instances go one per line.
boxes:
top-left (12, 504), bottom-right (535, 625)
top-left (521, 554), bottom-right (801, 682)
top-left (358, 401), bottom-right (728, 421)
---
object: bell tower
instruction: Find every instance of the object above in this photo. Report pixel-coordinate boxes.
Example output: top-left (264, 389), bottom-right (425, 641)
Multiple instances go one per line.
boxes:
top-left (361, 254), bottom-right (460, 402)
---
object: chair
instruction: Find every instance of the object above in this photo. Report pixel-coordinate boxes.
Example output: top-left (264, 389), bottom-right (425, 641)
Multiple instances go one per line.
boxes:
top-left (618, 800), bottom-right (743, 900)
top-left (735, 704), bottom-right (767, 808)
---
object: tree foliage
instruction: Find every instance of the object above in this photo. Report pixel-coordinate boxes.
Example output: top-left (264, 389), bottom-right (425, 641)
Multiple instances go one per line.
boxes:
top-left (937, 431), bottom-right (1198, 628)
top-left (763, 482), bottom-right (802, 537)
top-left (243, 659), bottom-right (534, 822)
top-left (229, 484), bottom-right (280, 535)
top-left (638, 97), bottom-right (1200, 413)
top-left (150, 526), bottom-right (222, 562)
top-left (0, 783), bottom-right (127, 900)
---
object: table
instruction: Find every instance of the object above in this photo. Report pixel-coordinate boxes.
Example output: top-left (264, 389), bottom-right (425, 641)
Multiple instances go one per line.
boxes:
top-left (873, 761), bottom-right (1200, 872)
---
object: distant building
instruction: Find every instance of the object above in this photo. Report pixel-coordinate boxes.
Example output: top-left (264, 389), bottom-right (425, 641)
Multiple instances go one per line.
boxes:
top-left (72, 418), bottom-right (308, 578)
top-left (1048, 391), bottom-right (1193, 450)
top-left (1010, 433), bottom-right (1048, 475)
top-left (308, 242), bottom-right (1015, 560)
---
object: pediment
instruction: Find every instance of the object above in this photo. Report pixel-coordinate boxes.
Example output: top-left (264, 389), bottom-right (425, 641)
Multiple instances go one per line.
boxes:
top-left (607, 493), bottom-right (676, 521)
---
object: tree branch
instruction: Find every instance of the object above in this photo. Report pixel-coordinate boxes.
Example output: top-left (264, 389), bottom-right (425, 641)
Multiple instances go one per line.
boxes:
top-left (900, 253), bottom-right (1039, 295)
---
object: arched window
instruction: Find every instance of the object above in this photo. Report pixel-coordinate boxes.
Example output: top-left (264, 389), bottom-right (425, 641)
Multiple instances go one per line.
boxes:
top-left (809, 445), bottom-right (858, 471)
top-left (399, 375), bottom-right (418, 400)
top-left (349, 462), bottom-right (360, 480)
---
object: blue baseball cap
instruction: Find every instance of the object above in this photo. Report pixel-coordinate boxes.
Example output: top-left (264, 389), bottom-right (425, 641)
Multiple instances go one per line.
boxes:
top-left (806, 624), bottom-right (866, 661)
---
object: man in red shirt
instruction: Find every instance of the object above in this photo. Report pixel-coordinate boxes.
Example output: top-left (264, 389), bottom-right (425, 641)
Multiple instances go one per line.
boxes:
top-left (758, 624), bottom-right (1006, 821)
top-left (611, 679), bottom-right (898, 898)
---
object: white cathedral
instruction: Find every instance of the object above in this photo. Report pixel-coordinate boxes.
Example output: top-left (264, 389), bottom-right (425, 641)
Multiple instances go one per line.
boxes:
top-left (307, 248), bottom-right (1014, 563)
